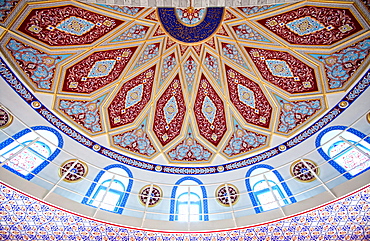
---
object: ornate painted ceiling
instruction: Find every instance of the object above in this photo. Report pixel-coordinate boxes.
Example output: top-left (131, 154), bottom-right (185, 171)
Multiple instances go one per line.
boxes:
top-left (1, 0), bottom-right (370, 171)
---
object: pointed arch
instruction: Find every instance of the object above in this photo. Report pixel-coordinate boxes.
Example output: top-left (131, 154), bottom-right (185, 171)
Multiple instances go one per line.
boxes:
top-left (82, 164), bottom-right (133, 214)
top-left (169, 176), bottom-right (209, 221)
top-left (245, 164), bottom-right (296, 213)
top-left (0, 126), bottom-right (63, 180)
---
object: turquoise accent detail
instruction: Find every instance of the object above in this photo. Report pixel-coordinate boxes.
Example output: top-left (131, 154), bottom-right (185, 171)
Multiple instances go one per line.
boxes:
top-left (87, 60), bottom-right (116, 78)
top-left (125, 84), bottom-right (143, 109)
top-left (286, 16), bottom-right (324, 36)
top-left (175, 8), bottom-right (205, 26)
top-left (164, 96), bottom-right (178, 124)
top-left (202, 96), bottom-right (216, 124)
top-left (56, 16), bottom-right (95, 36)
top-left (265, 59), bottom-right (293, 77)
top-left (238, 84), bottom-right (255, 108)
top-left (6, 39), bottom-right (71, 90)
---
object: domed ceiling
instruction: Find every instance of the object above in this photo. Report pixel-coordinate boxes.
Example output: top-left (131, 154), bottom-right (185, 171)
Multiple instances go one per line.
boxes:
top-left (1, 0), bottom-right (369, 173)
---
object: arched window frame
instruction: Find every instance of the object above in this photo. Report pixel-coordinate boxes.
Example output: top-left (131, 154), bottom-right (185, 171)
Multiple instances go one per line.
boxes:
top-left (0, 126), bottom-right (63, 180)
top-left (316, 125), bottom-right (370, 179)
top-left (82, 164), bottom-right (133, 214)
top-left (169, 177), bottom-right (208, 221)
top-left (245, 164), bottom-right (296, 213)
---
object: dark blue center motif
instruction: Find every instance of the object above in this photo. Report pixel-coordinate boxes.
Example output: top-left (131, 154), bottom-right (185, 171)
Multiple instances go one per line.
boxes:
top-left (157, 7), bottom-right (224, 44)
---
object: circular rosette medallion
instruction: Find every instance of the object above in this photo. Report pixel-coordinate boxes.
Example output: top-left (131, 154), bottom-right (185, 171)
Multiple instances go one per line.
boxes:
top-left (59, 159), bottom-right (88, 182)
top-left (216, 184), bottom-right (239, 206)
top-left (290, 159), bottom-right (319, 182)
top-left (139, 185), bottom-right (162, 207)
top-left (0, 107), bottom-right (13, 129)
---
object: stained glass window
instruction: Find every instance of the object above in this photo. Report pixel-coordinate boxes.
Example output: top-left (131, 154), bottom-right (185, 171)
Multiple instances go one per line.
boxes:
top-left (316, 126), bottom-right (370, 179)
top-left (0, 126), bottom-right (63, 180)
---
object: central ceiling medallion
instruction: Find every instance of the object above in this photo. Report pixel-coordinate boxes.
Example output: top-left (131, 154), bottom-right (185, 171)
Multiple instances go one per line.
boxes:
top-left (157, 1), bottom-right (224, 44)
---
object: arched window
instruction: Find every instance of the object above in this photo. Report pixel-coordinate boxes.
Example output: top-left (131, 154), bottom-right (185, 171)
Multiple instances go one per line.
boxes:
top-left (82, 164), bottom-right (133, 214)
top-left (246, 164), bottom-right (296, 213)
top-left (0, 126), bottom-right (63, 180)
top-left (176, 192), bottom-right (202, 221)
top-left (316, 126), bottom-right (370, 179)
top-left (170, 177), bottom-right (208, 221)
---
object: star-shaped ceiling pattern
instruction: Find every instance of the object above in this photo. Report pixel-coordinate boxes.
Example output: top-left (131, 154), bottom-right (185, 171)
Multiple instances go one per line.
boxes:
top-left (1, 0), bottom-right (369, 166)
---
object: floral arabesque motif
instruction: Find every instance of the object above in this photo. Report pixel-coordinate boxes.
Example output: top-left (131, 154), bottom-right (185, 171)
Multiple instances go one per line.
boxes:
top-left (108, 66), bottom-right (155, 128)
top-left (18, 5), bottom-right (123, 46)
top-left (176, 7), bottom-right (205, 25)
top-left (194, 74), bottom-right (227, 147)
top-left (183, 56), bottom-right (197, 91)
top-left (204, 53), bottom-right (221, 86)
top-left (160, 53), bottom-right (177, 86)
top-left (153, 75), bottom-right (186, 146)
top-left (223, 122), bottom-right (267, 157)
top-left (6, 39), bottom-right (66, 90)
top-left (112, 25), bottom-right (150, 42)
top-left (0, 0), bottom-right (20, 22)
top-left (1, 183), bottom-right (370, 240)
top-left (245, 47), bottom-right (318, 94)
top-left (312, 38), bottom-right (370, 89)
top-left (112, 120), bottom-right (156, 157)
top-left (134, 43), bottom-right (160, 69)
top-left (97, 5), bottom-right (144, 16)
top-left (232, 24), bottom-right (269, 42)
top-left (276, 95), bottom-right (321, 134)
top-left (222, 43), bottom-right (249, 69)
top-left (258, 6), bottom-right (362, 45)
top-left (238, 5), bottom-right (278, 15)
top-left (225, 65), bottom-right (272, 128)
top-left (167, 130), bottom-right (212, 163)
top-left (62, 47), bottom-right (137, 94)
top-left (58, 95), bottom-right (105, 134)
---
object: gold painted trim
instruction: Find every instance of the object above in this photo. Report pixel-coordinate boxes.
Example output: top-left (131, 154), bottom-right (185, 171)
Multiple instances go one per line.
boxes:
top-left (215, 183), bottom-right (239, 207)
top-left (138, 184), bottom-right (162, 207)
top-left (58, 159), bottom-right (89, 183)
top-left (0, 108), bottom-right (13, 129)
top-left (290, 159), bottom-right (320, 183)
top-left (367, 112), bottom-right (370, 124)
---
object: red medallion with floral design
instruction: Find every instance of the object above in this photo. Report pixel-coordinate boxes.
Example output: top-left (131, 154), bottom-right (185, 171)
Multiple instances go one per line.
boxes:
top-left (18, 5), bottom-right (124, 46)
top-left (194, 74), bottom-right (227, 147)
top-left (153, 74), bottom-right (186, 146)
top-left (108, 66), bottom-right (156, 128)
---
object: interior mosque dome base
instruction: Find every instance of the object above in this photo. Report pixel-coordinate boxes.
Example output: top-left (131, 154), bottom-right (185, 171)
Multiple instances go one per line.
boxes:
top-left (0, 0), bottom-right (370, 239)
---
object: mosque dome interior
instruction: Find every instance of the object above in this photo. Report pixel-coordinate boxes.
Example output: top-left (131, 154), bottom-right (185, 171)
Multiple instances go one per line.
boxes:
top-left (0, 0), bottom-right (370, 239)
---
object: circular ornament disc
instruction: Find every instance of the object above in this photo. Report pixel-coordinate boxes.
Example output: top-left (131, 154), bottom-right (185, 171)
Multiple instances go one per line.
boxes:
top-left (59, 159), bottom-right (88, 183)
top-left (216, 184), bottom-right (239, 206)
top-left (139, 185), bottom-right (162, 207)
top-left (290, 159), bottom-right (319, 182)
top-left (0, 108), bottom-right (13, 129)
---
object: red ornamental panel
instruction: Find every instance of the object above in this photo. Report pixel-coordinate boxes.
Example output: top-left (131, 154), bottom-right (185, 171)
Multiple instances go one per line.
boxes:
top-left (108, 66), bottom-right (156, 128)
top-left (153, 75), bottom-right (186, 146)
top-left (225, 65), bottom-right (272, 128)
top-left (62, 47), bottom-right (137, 94)
top-left (194, 74), bottom-right (227, 147)
top-left (18, 5), bottom-right (124, 46)
top-left (245, 47), bottom-right (318, 94)
top-left (257, 6), bottom-right (362, 45)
